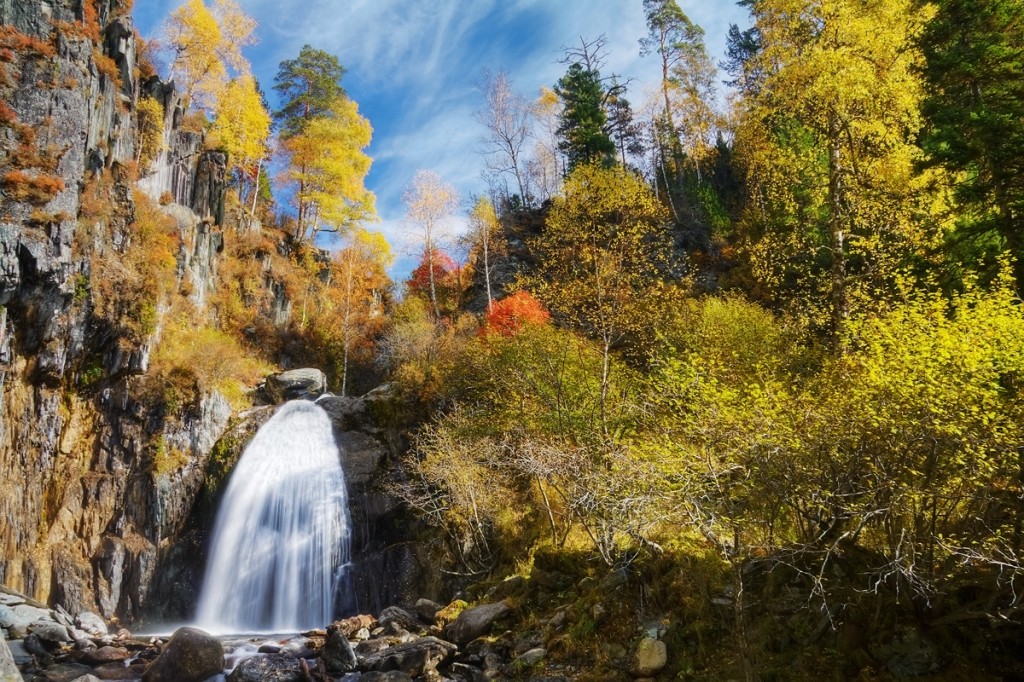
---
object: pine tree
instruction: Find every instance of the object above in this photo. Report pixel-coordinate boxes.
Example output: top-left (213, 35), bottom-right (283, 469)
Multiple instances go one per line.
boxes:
top-left (919, 0), bottom-right (1024, 288)
top-left (554, 63), bottom-right (615, 171)
top-left (273, 45), bottom-right (347, 136)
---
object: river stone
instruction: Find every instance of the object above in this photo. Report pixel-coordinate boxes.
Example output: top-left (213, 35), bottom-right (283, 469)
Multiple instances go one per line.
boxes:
top-left (39, 663), bottom-right (95, 682)
top-left (333, 614), bottom-right (377, 638)
top-left (227, 654), bottom-right (303, 682)
top-left (265, 368), bottom-right (327, 402)
top-left (80, 646), bottom-right (129, 665)
top-left (360, 637), bottom-right (457, 677)
top-left (445, 602), bottom-right (511, 645)
top-left (510, 647), bottom-right (546, 672)
top-left (278, 639), bottom-right (314, 659)
top-left (75, 613), bottom-right (107, 638)
top-left (0, 631), bottom-right (23, 682)
top-left (141, 627), bottom-right (223, 682)
top-left (378, 606), bottom-right (422, 633)
top-left (485, 575), bottom-right (528, 602)
top-left (322, 625), bottom-right (357, 674)
top-left (30, 621), bottom-right (73, 644)
top-left (355, 638), bottom-right (391, 659)
top-left (0, 604), bottom-right (52, 637)
top-left (67, 676), bottom-right (102, 682)
top-left (414, 599), bottom-right (442, 624)
top-left (358, 673), bottom-right (413, 682)
top-left (23, 634), bottom-right (51, 659)
top-left (91, 661), bottom-right (143, 680)
top-left (450, 662), bottom-right (488, 682)
top-left (631, 637), bottom-right (667, 677)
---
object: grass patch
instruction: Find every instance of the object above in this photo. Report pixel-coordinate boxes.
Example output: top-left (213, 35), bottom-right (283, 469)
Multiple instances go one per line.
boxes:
top-left (1, 169), bottom-right (65, 205)
top-left (151, 319), bottom-right (271, 411)
top-left (151, 436), bottom-right (190, 476)
top-left (90, 190), bottom-right (178, 344)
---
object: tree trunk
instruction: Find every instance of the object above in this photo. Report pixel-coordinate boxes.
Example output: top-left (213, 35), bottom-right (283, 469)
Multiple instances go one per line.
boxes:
top-left (426, 232), bottom-right (440, 319)
top-left (828, 115), bottom-right (848, 352)
top-left (249, 157), bottom-right (263, 221)
top-left (341, 257), bottom-right (354, 397)
top-left (483, 229), bottom-right (493, 310)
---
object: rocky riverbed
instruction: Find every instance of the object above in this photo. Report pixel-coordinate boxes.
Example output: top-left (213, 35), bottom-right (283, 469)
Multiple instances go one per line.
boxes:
top-left (1, 580), bottom-right (663, 682)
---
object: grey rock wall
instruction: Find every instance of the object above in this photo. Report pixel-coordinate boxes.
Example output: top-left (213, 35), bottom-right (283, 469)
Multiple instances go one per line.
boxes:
top-left (0, 0), bottom-right (234, 623)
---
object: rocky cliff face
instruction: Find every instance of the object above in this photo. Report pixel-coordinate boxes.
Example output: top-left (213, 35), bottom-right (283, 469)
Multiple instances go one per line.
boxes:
top-left (0, 0), bottom-right (235, 623)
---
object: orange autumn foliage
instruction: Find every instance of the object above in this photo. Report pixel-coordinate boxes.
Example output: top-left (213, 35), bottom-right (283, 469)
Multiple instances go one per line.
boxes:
top-left (1, 169), bottom-right (65, 205)
top-left (482, 290), bottom-right (551, 337)
top-left (406, 248), bottom-right (458, 296)
top-left (0, 26), bottom-right (55, 57)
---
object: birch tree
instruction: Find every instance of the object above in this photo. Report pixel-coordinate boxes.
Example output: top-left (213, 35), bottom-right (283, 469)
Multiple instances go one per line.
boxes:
top-left (403, 170), bottom-right (460, 318)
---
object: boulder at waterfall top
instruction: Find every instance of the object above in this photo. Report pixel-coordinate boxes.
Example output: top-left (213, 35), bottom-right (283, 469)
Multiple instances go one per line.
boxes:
top-left (265, 368), bottom-right (328, 402)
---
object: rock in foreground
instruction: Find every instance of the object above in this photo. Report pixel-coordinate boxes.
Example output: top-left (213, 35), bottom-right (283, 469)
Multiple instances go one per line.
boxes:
top-left (141, 627), bottom-right (223, 682)
top-left (444, 602), bottom-right (511, 646)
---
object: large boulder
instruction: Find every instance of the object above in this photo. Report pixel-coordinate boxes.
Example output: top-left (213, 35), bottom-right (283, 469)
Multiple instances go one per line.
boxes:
top-left (141, 627), bottom-right (223, 682)
top-left (29, 621), bottom-right (72, 645)
top-left (265, 368), bottom-right (328, 402)
top-left (444, 602), bottom-right (511, 646)
top-left (331, 614), bottom-right (377, 638)
top-left (377, 606), bottom-right (423, 633)
top-left (360, 637), bottom-right (457, 677)
top-left (74, 610), bottom-right (107, 638)
top-left (79, 646), bottom-right (129, 665)
top-left (0, 603), bottom-right (52, 638)
top-left (414, 599), bottom-right (443, 624)
top-left (321, 625), bottom-right (358, 675)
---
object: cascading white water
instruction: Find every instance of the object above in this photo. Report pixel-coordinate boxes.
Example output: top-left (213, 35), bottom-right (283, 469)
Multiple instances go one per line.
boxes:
top-left (195, 400), bottom-right (350, 633)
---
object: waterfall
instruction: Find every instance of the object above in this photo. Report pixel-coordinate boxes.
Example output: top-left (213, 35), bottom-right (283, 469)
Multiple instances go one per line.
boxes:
top-left (195, 400), bottom-right (350, 633)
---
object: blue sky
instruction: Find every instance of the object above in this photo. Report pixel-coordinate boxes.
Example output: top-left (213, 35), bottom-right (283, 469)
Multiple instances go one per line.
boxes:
top-left (132, 1), bottom-right (752, 280)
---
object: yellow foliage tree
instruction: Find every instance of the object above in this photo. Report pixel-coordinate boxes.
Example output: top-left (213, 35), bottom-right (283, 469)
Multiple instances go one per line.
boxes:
top-left (328, 229), bottom-right (393, 395)
top-left (464, 196), bottom-right (504, 310)
top-left (212, 75), bottom-right (271, 177)
top-left (522, 163), bottom-right (670, 435)
top-left (649, 275), bottom-right (1024, 634)
top-left (281, 95), bottom-right (376, 242)
top-left (528, 86), bottom-right (563, 202)
top-left (136, 95), bottom-right (165, 168)
top-left (164, 0), bottom-right (257, 110)
top-left (734, 0), bottom-right (946, 343)
top-left (402, 170), bottom-right (460, 319)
